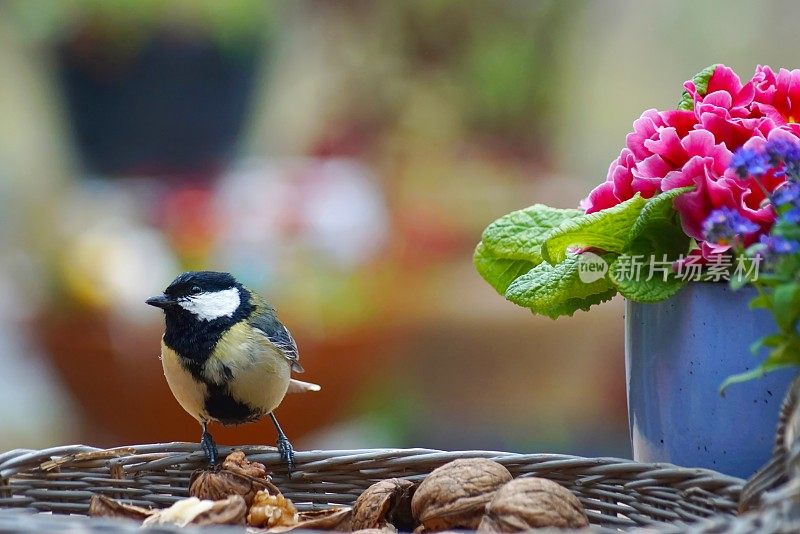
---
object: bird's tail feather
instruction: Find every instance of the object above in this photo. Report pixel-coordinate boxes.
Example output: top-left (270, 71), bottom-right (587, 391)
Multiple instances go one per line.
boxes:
top-left (287, 378), bottom-right (321, 393)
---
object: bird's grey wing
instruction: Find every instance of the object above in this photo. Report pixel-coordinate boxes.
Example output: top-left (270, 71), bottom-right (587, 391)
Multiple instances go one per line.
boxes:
top-left (251, 314), bottom-right (304, 373)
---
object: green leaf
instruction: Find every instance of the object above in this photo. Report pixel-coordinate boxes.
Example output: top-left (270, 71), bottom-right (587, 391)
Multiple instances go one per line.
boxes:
top-left (481, 205), bottom-right (583, 262)
top-left (750, 334), bottom-right (784, 354)
top-left (772, 282), bottom-right (800, 332)
top-left (749, 293), bottom-right (772, 309)
top-left (505, 252), bottom-right (616, 317)
top-left (541, 194), bottom-right (648, 264)
top-left (677, 64), bottom-right (719, 111)
top-left (608, 255), bottom-right (686, 302)
top-left (772, 219), bottom-right (800, 240)
top-left (536, 289), bottom-right (618, 319)
top-left (607, 188), bottom-right (693, 302)
top-left (627, 187), bottom-right (693, 253)
top-left (730, 258), bottom-right (761, 290)
top-left (722, 335), bottom-right (800, 393)
top-left (719, 362), bottom-right (794, 394)
top-left (473, 243), bottom-right (534, 295)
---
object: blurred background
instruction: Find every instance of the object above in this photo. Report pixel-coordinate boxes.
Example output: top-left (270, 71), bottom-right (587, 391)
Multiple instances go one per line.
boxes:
top-left (1, 0), bottom-right (799, 458)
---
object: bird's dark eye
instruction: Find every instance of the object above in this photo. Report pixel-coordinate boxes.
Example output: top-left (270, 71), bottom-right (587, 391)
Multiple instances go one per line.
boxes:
top-left (190, 285), bottom-right (202, 295)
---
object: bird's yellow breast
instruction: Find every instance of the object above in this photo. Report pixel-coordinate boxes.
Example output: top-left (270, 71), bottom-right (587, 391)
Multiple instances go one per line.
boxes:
top-left (161, 343), bottom-right (208, 422)
top-left (160, 322), bottom-right (292, 424)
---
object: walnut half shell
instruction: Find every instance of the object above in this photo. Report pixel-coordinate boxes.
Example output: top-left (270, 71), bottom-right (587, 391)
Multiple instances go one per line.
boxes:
top-left (88, 495), bottom-right (154, 521)
top-left (411, 459), bottom-right (512, 531)
top-left (352, 478), bottom-right (416, 531)
top-left (478, 477), bottom-right (589, 531)
top-left (190, 451), bottom-right (278, 506)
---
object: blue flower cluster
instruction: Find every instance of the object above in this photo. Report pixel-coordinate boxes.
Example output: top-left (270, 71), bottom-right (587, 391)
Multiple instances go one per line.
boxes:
top-left (759, 234), bottom-right (800, 255)
top-left (772, 181), bottom-right (800, 223)
top-left (731, 148), bottom-right (769, 178)
top-left (704, 137), bottom-right (800, 258)
top-left (702, 207), bottom-right (759, 245)
top-left (766, 138), bottom-right (800, 176)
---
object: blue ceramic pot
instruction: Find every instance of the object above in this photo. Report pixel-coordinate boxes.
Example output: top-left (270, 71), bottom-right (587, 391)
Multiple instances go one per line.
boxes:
top-left (625, 282), bottom-right (799, 478)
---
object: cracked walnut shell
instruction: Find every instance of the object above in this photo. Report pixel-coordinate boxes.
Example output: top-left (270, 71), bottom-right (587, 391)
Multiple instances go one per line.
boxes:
top-left (478, 477), bottom-right (589, 531)
top-left (190, 451), bottom-right (278, 506)
top-left (88, 495), bottom-right (154, 521)
top-left (411, 459), bottom-right (512, 531)
top-left (352, 478), bottom-right (416, 531)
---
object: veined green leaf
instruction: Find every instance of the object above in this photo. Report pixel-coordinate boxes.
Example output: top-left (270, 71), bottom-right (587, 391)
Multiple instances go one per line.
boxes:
top-left (608, 188), bottom-right (693, 302)
top-left (473, 243), bottom-right (534, 295)
top-left (481, 205), bottom-right (583, 263)
top-left (536, 289), bottom-right (618, 320)
top-left (505, 252), bottom-right (616, 317)
top-left (542, 194), bottom-right (648, 264)
top-left (608, 255), bottom-right (686, 302)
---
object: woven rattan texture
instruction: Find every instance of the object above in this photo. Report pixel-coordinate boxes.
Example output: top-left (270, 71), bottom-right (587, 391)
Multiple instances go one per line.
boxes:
top-left (0, 443), bottom-right (743, 531)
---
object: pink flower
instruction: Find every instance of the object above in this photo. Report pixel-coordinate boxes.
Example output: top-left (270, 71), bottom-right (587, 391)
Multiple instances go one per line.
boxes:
top-left (684, 65), bottom-right (755, 118)
top-left (751, 65), bottom-right (800, 136)
top-left (662, 130), bottom-right (792, 242)
top-left (685, 65), bottom-right (774, 150)
top-left (582, 64), bottom-right (800, 246)
top-left (582, 109), bottom-right (696, 212)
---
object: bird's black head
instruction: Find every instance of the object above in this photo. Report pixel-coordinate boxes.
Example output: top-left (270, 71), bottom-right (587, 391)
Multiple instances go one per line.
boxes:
top-left (147, 271), bottom-right (255, 364)
top-left (146, 271), bottom-right (251, 323)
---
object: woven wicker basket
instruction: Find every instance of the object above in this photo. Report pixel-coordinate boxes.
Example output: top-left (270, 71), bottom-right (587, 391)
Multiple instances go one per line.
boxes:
top-left (0, 442), bottom-right (747, 532)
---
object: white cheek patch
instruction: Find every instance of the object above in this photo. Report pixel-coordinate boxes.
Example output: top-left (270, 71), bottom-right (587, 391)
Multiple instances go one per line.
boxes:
top-left (179, 288), bottom-right (241, 321)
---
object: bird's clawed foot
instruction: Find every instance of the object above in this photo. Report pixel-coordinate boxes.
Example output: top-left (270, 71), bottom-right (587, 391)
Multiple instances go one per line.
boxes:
top-left (200, 425), bottom-right (219, 466)
top-left (276, 435), bottom-right (295, 472)
top-left (269, 412), bottom-right (295, 472)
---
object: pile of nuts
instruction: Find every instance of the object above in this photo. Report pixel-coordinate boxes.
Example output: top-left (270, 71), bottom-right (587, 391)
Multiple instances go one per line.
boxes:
top-left (90, 453), bottom-right (589, 531)
top-left (412, 459), bottom-right (588, 531)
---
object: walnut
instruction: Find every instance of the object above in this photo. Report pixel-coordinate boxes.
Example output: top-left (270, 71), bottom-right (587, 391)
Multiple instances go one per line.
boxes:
top-left (352, 478), bottom-right (416, 531)
top-left (190, 495), bottom-right (248, 526)
top-left (190, 451), bottom-right (278, 506)
top-left (296, 508), bottom-right (353, 531)
top-left (142, 495), bottom-right (247, 527)
top-left (411, 458), bottom-right (512, 531)
top-left (247, 491), bottom-right (299, 528)
top-left (478, 477), bottom-right (589, 531)
top-left (88, 494), bottom-right (154, 521)
top-left (222, 450), bottom-right (269, 479)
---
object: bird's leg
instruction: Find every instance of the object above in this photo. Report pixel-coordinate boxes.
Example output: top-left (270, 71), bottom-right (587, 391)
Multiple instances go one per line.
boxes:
top-left (269, 412), bottom-right (295, 471)
top-left (200, 421), bottom-right (219, 465)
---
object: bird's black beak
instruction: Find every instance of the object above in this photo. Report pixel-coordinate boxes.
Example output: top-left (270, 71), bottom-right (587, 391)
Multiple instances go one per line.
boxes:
top-left (146, 294), bottom-right (177, 309)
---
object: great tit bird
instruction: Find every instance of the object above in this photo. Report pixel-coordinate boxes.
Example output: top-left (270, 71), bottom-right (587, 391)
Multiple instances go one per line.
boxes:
top-left (146, 271), bottom-right (319, 469)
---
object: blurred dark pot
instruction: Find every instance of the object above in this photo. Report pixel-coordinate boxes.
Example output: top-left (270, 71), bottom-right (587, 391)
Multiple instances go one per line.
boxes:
top-left (625, 282), bottom-right (799, 478)
top-left (56, 30), bottom-right (263, 179)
